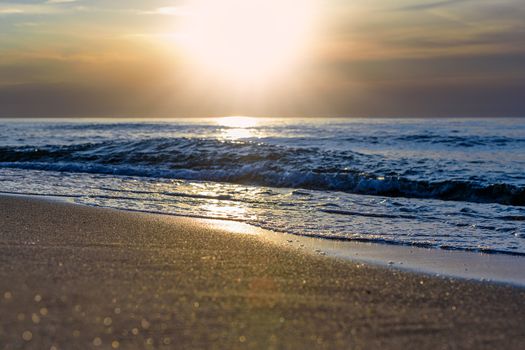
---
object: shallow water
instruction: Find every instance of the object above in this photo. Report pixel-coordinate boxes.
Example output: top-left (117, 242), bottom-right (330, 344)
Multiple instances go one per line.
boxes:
top-left (1, 118), bottom-right (524, 255)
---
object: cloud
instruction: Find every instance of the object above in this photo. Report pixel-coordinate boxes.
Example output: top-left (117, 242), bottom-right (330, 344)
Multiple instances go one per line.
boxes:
top-left (0, 2), bottom-right (68, 15)
top-left (139, 6), bottom-right (189, 16)
top-left (46, 0), bottom-right (79, 4)
top-left (395, 0), bottom-right (471, 11)
top-left (0, 8), bottom-right (24, 14)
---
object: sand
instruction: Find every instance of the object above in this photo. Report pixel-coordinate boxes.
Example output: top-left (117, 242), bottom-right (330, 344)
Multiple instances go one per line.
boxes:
top-left (0, 195), bottom-right (524, 349)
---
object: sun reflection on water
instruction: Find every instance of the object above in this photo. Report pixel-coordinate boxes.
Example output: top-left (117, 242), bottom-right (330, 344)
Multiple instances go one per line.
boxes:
top-left (199, 201), bottom-right (260, 235)
top-left (217, 116), bottom-right (258, 128)
top-left (216, 116), bottom-right (258, 139)
top-left (200, 202), bottom-right (247, 218)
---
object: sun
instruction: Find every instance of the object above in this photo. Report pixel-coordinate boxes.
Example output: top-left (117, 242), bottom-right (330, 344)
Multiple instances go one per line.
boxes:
top-left (178, 0), bottom-right (318, 85)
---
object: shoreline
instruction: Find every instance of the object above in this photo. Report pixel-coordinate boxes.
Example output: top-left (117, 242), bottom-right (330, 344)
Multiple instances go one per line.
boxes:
top-left (4, 192), bottom-right (525, 287)
top-left (0, 195), bottom-right (524, 348)
top-left (259, 230), bottom-right (525, 287)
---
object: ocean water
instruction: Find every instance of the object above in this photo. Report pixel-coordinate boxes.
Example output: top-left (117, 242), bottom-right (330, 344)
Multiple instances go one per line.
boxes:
top-left (0, 117), bottom-right (524, 255)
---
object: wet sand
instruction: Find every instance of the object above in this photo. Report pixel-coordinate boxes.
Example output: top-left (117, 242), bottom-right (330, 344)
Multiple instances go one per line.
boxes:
top-left (0, 195), bottom-right (524, 349)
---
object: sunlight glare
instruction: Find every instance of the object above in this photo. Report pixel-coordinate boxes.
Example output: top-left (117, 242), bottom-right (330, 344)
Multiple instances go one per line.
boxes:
top-left (217, 116), bottom-right (259, 128)
top-left (211, 220), bottom-right (260, 235)
top-left (216, 116), bottom-right (258, 139)
top-left (178, 0), bottom-right (318, 84)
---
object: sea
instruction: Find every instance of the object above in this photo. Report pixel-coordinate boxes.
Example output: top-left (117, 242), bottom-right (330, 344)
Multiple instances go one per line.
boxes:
top-left (0, 117), bottom-right (524, 256)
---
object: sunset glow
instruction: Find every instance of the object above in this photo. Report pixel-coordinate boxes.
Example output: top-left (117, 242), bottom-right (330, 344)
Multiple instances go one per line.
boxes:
top-left (0, 0), bottom-right (524, 348)
top-left (178, 0), bottom-right (318, 84)
top-left (0, 0), bottom-right (524, 117)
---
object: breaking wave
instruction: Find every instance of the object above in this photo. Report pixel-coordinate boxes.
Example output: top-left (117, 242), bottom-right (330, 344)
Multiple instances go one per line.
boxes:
top-left (1, 138), bottom-right (523, 206)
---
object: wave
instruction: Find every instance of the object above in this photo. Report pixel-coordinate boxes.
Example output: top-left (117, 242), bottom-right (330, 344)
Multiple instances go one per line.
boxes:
top-left (0, 138), bottom-right (523, 206)
top-left (392, 134), bottom-right (525, 147)
top-left (46, 122), bottom-right (525, 147)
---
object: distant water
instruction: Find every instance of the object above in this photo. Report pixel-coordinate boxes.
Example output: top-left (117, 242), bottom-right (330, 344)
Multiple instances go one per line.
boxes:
top-left (1, 118), bottom-right (524, 255)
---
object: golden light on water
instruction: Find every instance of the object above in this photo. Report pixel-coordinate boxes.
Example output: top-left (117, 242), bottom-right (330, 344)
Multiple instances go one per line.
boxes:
top-left (217, 116), bottom-right (258, 128)
top-left (217, 116), bottom-right (259, 139)
top-left (178, 0), bottom-right (318, 84)
top-left (200, 202), bottom-right (248, 219)
top-left (199, 202), bottom-right (260, 235)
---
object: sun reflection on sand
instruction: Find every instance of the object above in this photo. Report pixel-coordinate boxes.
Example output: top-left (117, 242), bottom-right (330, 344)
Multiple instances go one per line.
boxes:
top-left (211, 219), bottom-right (261, 235)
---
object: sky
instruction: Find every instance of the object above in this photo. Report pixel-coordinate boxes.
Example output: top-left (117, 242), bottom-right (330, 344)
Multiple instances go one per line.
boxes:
top-left (0, 0), bottom-right (524, 118)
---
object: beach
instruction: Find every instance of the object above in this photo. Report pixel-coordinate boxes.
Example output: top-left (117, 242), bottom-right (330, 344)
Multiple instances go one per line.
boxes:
top-left (2, 0), bottom-right (525, 347)
top-left (0, 195), bottom-right (524, 349)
